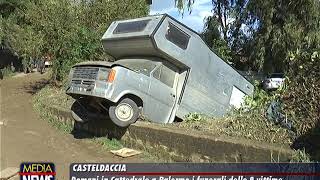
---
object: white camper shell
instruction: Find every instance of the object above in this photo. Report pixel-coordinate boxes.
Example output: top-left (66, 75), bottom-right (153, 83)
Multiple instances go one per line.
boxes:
top-left (67, 14), bottom-right (254, 127)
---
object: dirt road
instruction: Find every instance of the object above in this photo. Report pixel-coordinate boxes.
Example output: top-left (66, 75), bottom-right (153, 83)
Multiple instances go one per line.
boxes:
top-left (0, 73), bottom-right (143, 179)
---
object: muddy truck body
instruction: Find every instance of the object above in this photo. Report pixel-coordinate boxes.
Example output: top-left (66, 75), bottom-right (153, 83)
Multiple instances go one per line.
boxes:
top-left (66, 14), bottom-right (254, 127)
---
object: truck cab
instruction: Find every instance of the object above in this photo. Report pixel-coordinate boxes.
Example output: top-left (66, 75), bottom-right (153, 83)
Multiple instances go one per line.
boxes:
top-left (67, 57), bottom-right (181, 127)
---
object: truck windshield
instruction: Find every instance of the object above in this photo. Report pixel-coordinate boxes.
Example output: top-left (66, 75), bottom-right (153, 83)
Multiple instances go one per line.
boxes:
top-left (269, 73), bottom-right (284, 78)
top-left (113, 19), bottom-right (150, 34)
top-left (116, 60), bottom-right (157, 76)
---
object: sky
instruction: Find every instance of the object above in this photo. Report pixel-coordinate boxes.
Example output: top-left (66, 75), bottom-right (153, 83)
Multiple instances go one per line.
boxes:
top-left (149, 0), bottom-right (213, 32)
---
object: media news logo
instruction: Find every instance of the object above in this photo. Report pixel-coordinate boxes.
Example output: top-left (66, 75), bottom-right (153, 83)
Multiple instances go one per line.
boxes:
top-left (19, 162), bottom-right (56, 180)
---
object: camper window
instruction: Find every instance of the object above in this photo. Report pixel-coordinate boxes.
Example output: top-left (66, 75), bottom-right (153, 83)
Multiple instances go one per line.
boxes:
top-left (113, 19), bottom-right (150, 34)
top-left (165, 23), bottom-right (190, 50)
top-left (152, 65), bottom-right (175, 88)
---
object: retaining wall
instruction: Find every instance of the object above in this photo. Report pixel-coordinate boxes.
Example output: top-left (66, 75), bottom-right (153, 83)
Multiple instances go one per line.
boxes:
top-left (47, 105), bottom-right (294, 162)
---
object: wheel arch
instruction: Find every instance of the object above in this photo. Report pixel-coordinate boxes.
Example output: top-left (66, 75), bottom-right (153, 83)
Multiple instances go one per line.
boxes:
top-left (118, 93), bottom-right (144, 108)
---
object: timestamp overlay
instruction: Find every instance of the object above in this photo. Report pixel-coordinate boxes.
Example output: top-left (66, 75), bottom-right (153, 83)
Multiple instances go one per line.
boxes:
top-left (69, 163), bottom-right (320, 180)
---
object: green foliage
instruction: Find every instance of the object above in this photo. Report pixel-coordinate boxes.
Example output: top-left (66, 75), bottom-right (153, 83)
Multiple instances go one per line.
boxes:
top-left (0, 66), bottom-right (15, 77)
top-left (282, 49), bottom-right (320, 136)
top-left (290, 149), bottom-right (312, 163)
top-left (185, 112), bottom-right (206, 122)
top-left (242, 81), bottom-right (276, 110)
top-left (2, 0), bottom-right (149, 80)
top-left (5, 21), bottom-right (44, 60)
top-left (93, 137), bottom-right (123, 150)
top-left (174, 0), bottom-right (193, 15)
top-left (0, 0), bottom-right (25, 18)
top-left (177, 0), bottom-right (320, 145)
top-left (177, 0), bottom-right (320, 73)
top-left (202, 16), bottom-right (232, 63)
top-left (245, 0), bottom-right (320, 73)
top-left (0, 15), bottom-right (3, 42)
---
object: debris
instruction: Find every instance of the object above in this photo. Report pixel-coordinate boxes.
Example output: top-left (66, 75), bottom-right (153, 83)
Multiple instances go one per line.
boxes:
top-left (0, 167), bottom-right (19, 180)
top-left (266, 100), bottom-right (296, 135)
top-left (110, 148), bottom-right (141, 158)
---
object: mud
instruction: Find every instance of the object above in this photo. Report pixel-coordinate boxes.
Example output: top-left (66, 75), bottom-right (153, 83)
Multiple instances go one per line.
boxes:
top-left (0, 72), bottom-right (143, 179)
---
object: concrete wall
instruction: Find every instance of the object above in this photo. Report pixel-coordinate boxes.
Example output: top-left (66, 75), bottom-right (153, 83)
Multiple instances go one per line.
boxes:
top-left (47, 105), bottom-right (294, 162)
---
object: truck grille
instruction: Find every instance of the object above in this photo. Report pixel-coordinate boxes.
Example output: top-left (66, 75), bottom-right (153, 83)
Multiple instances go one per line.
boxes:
top-left (73, 67), bottom-right (99, 80)
top-left (71, 79), bottom-right (95, 87)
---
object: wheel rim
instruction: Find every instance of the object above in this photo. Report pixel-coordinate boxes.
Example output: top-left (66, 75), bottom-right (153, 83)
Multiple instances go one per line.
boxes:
top-left (115, 103), bottom-right (134, 122)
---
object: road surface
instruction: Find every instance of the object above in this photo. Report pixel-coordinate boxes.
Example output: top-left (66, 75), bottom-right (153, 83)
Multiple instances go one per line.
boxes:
top-left (0, 73), bottom-right (143, 179)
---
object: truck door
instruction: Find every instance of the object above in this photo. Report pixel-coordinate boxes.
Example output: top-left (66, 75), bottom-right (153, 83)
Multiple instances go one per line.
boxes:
top-left (146, 63), bottom-right (178, 123)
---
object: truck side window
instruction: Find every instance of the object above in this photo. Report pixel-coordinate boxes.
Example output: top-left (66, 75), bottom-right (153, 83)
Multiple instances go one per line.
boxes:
top-left (165, 23), bottom-right (190, 50)
top-left (153, 65), bottom-right (175, 88)
top-left (152, 66), bottom-right (161, 79)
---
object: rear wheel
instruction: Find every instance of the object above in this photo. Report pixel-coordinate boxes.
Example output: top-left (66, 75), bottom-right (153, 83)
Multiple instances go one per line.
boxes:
top-left (109, 98), bottom-right (140, 127)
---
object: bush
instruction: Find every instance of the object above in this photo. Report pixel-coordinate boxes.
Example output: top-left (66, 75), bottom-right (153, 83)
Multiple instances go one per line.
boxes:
top-left (282, 49), bottom-right (320, 136)
top-left (290, 149), bottom-right (312, 163)
top-left (0, 66), bottom-right (15, 77)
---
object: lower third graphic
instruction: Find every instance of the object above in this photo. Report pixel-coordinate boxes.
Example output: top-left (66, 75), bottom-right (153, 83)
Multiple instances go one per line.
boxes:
top-left (19, 162), bottom-right (56, 180)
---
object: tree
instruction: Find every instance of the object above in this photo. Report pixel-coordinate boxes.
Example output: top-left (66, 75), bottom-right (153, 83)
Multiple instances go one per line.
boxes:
top-left (0, 15), bottom-right (3, 42)
top-left (177, 0), bottom-right (320, 139)
top-left (176, 0), bottom-right (253, 70)
top-left (201, 16), bottom-right (232, 63)
top-left (175, 0), bottom-right (320, 73)
top-left (2, 0), bottom-right (149, 80)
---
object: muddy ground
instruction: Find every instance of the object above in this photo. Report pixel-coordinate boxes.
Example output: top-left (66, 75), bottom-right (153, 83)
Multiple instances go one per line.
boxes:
top-left (0, 72), bottom-right (144, 179)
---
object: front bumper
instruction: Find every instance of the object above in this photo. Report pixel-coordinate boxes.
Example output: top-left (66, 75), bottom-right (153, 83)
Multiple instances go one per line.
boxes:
top-left (263, 82), bottom-right (282, 90)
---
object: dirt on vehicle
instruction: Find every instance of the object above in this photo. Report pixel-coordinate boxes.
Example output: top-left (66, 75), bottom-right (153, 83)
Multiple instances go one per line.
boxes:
top-left (0, 73), bottom-right (143, 179)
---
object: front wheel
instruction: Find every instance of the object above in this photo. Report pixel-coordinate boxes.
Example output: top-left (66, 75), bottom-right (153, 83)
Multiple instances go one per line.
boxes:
top-left (109, 98), bottom-right (140, 127)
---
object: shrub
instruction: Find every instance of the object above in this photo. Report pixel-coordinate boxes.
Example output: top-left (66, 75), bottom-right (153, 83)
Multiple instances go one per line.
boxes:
top-left (0, 66), bottom-right (15, 77)
top-left (283, 49), bottom-right (320, 136)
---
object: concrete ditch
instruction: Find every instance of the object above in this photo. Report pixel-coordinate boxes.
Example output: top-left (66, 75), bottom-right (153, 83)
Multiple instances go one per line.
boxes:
top-left (46, 105), bottom-right (294, 162)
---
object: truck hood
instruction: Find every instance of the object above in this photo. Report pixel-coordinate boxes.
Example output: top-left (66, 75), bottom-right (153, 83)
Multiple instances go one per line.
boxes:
top-left (73, 61), bottom-right (114, 67)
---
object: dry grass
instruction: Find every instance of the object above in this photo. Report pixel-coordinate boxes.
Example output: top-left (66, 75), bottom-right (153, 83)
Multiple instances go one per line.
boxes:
top-left (37, 85), bottom-right (74, 109)
top-left (173, 111), bottom-right (293, 146)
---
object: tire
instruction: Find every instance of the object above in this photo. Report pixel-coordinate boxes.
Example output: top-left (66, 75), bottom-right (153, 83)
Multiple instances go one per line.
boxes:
top-left (109, 98), bottom-right (140, 127)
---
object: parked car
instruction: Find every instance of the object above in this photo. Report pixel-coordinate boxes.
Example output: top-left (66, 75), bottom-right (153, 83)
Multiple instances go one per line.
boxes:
top-left (66, 14), bottom-right (254, 127)
top-left (44, 60), bottom-right (52, 68)
top-left (43, 54), bottom-right (53, 68)
top-left (262, 73), bottom-right (285, 90)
